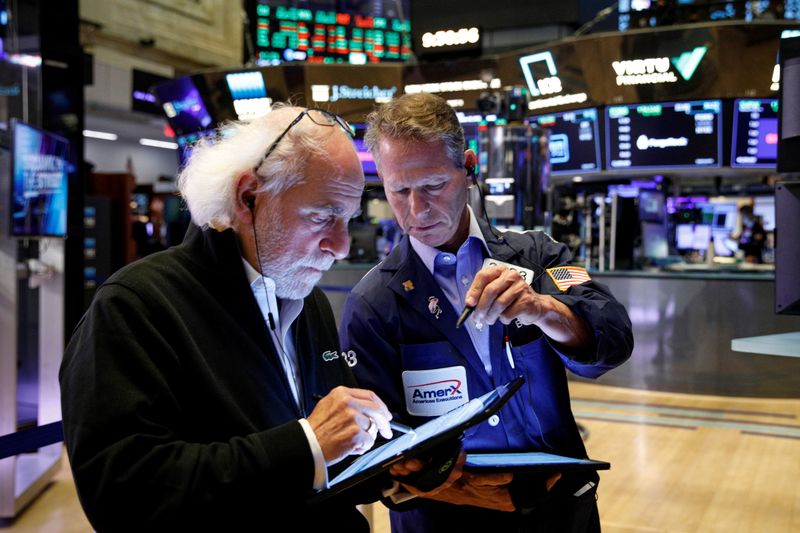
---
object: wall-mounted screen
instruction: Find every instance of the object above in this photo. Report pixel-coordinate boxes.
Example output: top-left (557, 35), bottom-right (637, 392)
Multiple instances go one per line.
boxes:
top-left (533, 107), bottom-right (601, 175)
top-left (154, 76), bottom-right (214, 136)
top-left (731, 98), bottom-right (779, 168)
top-left (10, 120), bottom-right (70, 237)
top-left (249, 0), bottom-right (411, 65)
top-left (351, 123), bottom-right (377, 178)
top-left (606, 100), bottom-right (722, 170)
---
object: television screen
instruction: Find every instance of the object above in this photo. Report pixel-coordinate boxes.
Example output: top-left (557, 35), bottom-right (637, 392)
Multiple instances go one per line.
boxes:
top-left (351, 123), bottom-right (377, 177)
top-left (775, 181), bottom-right (800, 315)
top-left (533, 107), bottom-right (601, 175)
top-left (248, 0), bottom-right (411, 65)
top-left (154, 76), bottom-right (214, 136)
top-left (606, 100), bottom-right (722, 170)
top-left (731, 99), bottom-right (779, 168)
top-left (676, 223), bottom-right (711, 251)
top-left (10, 120), bottom-right (70, 237)
top-left (225, 71), bottom-right (271, 122)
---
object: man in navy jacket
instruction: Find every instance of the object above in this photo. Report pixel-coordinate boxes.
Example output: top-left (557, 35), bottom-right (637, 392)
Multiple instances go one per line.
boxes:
top-left (340, 93), bottom-right (634, 532)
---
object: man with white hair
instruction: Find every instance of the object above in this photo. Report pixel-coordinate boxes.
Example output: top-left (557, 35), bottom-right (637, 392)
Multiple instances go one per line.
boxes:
top-left (60, 105), bottom-right (416, 531)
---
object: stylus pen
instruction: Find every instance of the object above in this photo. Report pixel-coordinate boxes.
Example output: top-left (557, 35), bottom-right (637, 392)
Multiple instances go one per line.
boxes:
top-left (455, 306), bottom-right (475, 328)
top-left (390, 421), bottom-right (415, 434)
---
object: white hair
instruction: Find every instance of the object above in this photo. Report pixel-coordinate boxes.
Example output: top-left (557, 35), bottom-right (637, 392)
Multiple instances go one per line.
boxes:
top-left (177, 104), bottom-right (344, 230)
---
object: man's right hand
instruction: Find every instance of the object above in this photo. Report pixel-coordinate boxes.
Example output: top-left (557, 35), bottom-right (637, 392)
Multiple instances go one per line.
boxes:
top-left (307, 386), bottom-right (392, 465)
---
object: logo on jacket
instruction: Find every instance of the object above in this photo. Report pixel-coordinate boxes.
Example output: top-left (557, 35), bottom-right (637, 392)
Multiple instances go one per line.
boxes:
top-left (402, 279), bottom-right (415, 292)
top-left (428, 296), bottom-right (442, 319)
top-left (408, 379), bottom-right (464, 403)
top-left (322, 350), bottom-right (339, 362)
top-left (402, 366), bottom-right (469, 416)
top-left (343, 350), bottom-right (358, 367)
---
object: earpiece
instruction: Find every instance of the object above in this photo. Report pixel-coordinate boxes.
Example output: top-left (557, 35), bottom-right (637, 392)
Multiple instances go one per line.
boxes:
top-left (246, 197), bottom-right (255, 210)
top-left (465, 165), bottom-right (476, 178)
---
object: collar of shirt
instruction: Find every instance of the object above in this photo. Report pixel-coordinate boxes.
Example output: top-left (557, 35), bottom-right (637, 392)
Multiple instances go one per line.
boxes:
top-left (409, 206), bottom-right (489, 275)
top-left (241, 258), bottom-right (304, 344)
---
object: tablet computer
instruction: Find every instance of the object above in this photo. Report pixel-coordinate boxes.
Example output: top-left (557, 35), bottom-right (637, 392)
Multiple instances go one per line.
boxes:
top-left (311, 376), bottom-right (525, 503)
top-left (464, 451), bottom-right (610, 473)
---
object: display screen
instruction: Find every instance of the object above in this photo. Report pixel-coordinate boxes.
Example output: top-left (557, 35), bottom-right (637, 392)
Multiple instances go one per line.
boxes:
top-left (606, 100), bottom-right (722, 170)
top-left (351, 123), bottom-right (377, 177)
top-left (533, 108), bottom-right (601, 175)
top-left (250, 0), bottom-right (411, 65)
top-left (10, 121), bottom-right (70, 237)
top-left (731, 99), bottom-right (779, 168)
top-left (675, 223), bottom-right (711, 251)
top-left (154, 76), bottom-right (214, 136)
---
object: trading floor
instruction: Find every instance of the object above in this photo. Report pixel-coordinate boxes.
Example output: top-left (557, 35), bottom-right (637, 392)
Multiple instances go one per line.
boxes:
top-left (6, 380), bottom-right (799, 533)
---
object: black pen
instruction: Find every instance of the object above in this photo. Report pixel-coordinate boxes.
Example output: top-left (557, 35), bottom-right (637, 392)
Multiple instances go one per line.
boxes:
top-left (390, 421), bottom-right (415, 435)
top-left (455, 306), bottom-right (475, 328)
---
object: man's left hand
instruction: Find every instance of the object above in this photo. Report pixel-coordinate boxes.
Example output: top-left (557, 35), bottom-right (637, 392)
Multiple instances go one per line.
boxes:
top-left (407, 470), bottom-right (516, 512)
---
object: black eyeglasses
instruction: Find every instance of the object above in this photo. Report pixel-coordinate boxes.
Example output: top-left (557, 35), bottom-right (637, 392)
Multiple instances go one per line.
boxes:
top-left (254, 108), bottom-right (353, 171)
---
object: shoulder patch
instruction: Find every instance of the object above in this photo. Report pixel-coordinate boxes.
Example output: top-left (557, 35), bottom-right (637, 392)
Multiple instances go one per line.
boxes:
top-left (546, 266), bottom-right (591, 291)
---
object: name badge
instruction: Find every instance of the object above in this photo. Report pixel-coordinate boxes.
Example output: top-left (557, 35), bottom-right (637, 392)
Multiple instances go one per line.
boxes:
top-left (402, 366), bottom-right (469, 417)
top-left (482, 257), bottom-right (535, 285)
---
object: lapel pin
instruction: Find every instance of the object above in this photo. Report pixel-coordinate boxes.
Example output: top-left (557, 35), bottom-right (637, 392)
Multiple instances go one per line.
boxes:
top-left (402, 280), bottom-right (415, 292)
top-left (427, 296), bottom-right (442, 319)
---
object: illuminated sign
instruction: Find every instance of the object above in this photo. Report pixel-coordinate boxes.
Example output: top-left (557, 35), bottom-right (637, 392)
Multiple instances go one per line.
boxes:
top-left (404, 78), bottom-right (501, 94)
top-left (519, 51), bottom-right (588, 111)
top-left (421, 27), bottom-right (480, 49)
top-left (311, 84), bottom-right (397, 102)
top-left (613, 46), bottom-right (708, 86)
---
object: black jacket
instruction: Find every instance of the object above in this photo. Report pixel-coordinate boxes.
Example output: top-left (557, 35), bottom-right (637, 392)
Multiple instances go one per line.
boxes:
top-left (60, 224), bottom-right (373, 532)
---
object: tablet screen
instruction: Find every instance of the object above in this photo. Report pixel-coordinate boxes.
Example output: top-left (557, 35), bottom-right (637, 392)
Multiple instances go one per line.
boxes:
top-left (464, 452), bottom-right (610, 473)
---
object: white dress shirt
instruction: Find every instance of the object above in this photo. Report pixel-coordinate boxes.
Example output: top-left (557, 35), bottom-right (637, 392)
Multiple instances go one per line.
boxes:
top-left (242, 259), bottom-right (328, 490)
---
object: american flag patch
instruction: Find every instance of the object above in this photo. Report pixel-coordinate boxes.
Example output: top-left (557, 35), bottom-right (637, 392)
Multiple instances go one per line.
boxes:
top-left (546, 266), bottom-right (591, 291)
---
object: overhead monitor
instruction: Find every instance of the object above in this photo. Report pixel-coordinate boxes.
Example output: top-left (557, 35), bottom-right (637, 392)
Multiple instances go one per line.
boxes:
top-left (154, 76), bottom-right (214, 136)
top-left (731, 98), bottom-right (779, 168)
top-left (533, 107), bottom-right (601, 175)
top-left (249, 0), bottom-right (411, 65)
top-left (9, 120), bottom-right (70, 237)
top-left (606, 100), bottom-right (722, 170)
top-left (224, 71), bottom-right (271, 122)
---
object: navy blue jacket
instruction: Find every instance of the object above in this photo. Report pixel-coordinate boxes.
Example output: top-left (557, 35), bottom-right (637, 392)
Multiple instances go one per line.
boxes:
top-left (339, 217), bottom-right (633, 531)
